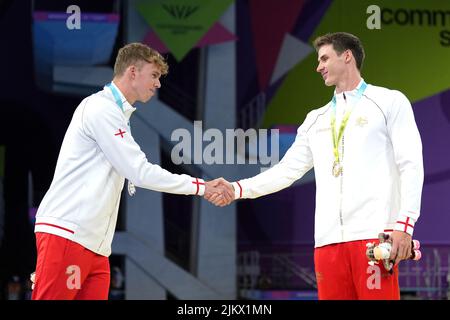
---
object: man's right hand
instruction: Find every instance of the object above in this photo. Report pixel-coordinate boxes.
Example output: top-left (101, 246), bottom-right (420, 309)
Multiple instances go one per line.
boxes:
top-left (204, 178), bottom-right (235, 207)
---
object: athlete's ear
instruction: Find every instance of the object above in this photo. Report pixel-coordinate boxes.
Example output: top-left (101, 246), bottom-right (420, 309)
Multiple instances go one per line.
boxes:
top-left (126, 65), bottom-right (137, 80)
top-left (344, 49), bottom-right (353, 64)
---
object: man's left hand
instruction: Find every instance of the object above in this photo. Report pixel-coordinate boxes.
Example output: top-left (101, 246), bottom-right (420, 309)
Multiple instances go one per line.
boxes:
top-left (204, 178), bottom-right (234, 207)
top-left (389, 231), bottom-right (412, 266)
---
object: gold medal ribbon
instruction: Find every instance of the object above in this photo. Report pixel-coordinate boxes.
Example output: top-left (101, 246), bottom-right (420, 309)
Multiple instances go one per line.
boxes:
top-left (330, 81), bottom-right (368, 175)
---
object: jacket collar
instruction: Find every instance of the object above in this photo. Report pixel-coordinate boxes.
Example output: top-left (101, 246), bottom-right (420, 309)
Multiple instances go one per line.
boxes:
top-left (105, 81), bottom-right (136, 119)
top-left (334, 78), bottom-right (366, 101)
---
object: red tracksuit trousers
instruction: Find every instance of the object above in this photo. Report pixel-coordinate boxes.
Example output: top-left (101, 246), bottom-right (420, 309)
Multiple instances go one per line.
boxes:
top-left (314, 239), bottom-right (400, 300)
top-left (32, 232), bottom-right (110, 300)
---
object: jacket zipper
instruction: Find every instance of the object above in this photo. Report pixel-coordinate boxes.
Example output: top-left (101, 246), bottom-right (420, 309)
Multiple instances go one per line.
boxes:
top-left (97, 186), bottom-right (122, 251)
top-left (339, 94), bottom-right (347, 241)
top-left (339, 134), bottom-right (345, 241)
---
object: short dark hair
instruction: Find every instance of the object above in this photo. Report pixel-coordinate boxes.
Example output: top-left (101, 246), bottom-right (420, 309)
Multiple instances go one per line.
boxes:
top-left (313, 32), bottom-right (365, 71)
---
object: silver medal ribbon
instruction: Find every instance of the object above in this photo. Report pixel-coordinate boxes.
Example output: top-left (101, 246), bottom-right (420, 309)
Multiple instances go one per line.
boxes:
top-left (107, 82), bottom-right (136, 197)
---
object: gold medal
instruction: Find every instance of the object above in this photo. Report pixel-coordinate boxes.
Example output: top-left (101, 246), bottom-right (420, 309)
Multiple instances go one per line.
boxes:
top-left (329, 81), bottom-right (368, 178)
top-left (332, 161), bottom-right (343, 177)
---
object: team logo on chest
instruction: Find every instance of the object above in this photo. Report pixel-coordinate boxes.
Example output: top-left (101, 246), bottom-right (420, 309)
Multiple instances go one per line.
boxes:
top-left (316, 127), bottom-right (331, 134)
top-left (355, 116), bottom-right (368, 127)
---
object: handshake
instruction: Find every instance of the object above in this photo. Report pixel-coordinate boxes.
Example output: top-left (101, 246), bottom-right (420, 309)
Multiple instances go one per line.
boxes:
top-left (204, 178), bottom-right (235, 207)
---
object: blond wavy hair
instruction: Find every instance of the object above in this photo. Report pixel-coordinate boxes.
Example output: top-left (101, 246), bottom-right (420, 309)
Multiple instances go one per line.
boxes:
top-left (113, 43), bottom-right (168, 77)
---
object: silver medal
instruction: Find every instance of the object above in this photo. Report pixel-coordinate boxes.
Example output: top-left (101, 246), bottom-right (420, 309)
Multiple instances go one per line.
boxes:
top-left (128, 180), bottom-right (136, 196)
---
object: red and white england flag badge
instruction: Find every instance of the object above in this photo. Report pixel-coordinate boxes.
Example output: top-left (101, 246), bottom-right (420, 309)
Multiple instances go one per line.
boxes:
top-left (114, 128), bottom-right (126, 138)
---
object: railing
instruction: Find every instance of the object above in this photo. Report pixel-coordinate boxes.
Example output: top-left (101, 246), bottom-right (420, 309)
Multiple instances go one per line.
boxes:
top-left (238, 245), bottom-right (450, 300)
top-left (400, 246), bottom-right (450, 299)
top-left (238, 250), bottom-right (316, 291)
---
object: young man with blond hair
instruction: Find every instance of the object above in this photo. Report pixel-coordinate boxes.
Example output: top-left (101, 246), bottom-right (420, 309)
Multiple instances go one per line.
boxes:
top-left (32, 43), bottom-right (232, 300)
top-left (209, 32), bottom-right (424, 299)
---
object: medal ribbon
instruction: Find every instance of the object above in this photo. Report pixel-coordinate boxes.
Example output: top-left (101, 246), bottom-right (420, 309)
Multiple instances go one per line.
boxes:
top-left (330, 81), bottom-right (367, 165)
top-left (106, 82), bottom-right (135, 196)
top-left (106, 82), bottom-right (131, 129)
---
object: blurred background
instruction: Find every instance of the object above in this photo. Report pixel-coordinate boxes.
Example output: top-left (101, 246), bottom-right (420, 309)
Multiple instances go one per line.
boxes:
top-left (0, 0), bottom-right (449, 300)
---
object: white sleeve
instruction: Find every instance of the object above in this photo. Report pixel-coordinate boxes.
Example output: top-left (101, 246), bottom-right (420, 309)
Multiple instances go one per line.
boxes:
top-left (387, 91), bottom-right (424, 236)
top-left (232, 114), bottom-right (314, 199)
top-left (82, 98), bottom-right (205, 196)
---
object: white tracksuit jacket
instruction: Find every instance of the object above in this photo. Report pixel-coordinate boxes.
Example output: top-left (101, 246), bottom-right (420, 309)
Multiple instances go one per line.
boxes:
top-left (232, 80), bottom-right (424, 248)
top-left (35, 83), bottom-right (205, 256)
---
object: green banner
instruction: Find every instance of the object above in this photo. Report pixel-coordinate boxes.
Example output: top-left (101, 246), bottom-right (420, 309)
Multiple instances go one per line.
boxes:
top-left (263, 0), bottom-right (450, 127)
top-left (137, 0), bottom-right (234, 61)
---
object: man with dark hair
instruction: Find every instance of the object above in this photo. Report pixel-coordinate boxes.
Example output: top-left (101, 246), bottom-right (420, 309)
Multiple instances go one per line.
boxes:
top-left (208, 32), bottom-right (424, 299)
top-left (313, 32), bottom-right (365, 71)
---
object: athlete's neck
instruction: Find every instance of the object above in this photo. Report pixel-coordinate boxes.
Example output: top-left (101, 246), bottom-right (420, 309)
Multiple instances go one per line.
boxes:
top-left (112, 78), bottom-right (137, 105)
top-left (335, 71), bottom-right (362, 94)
